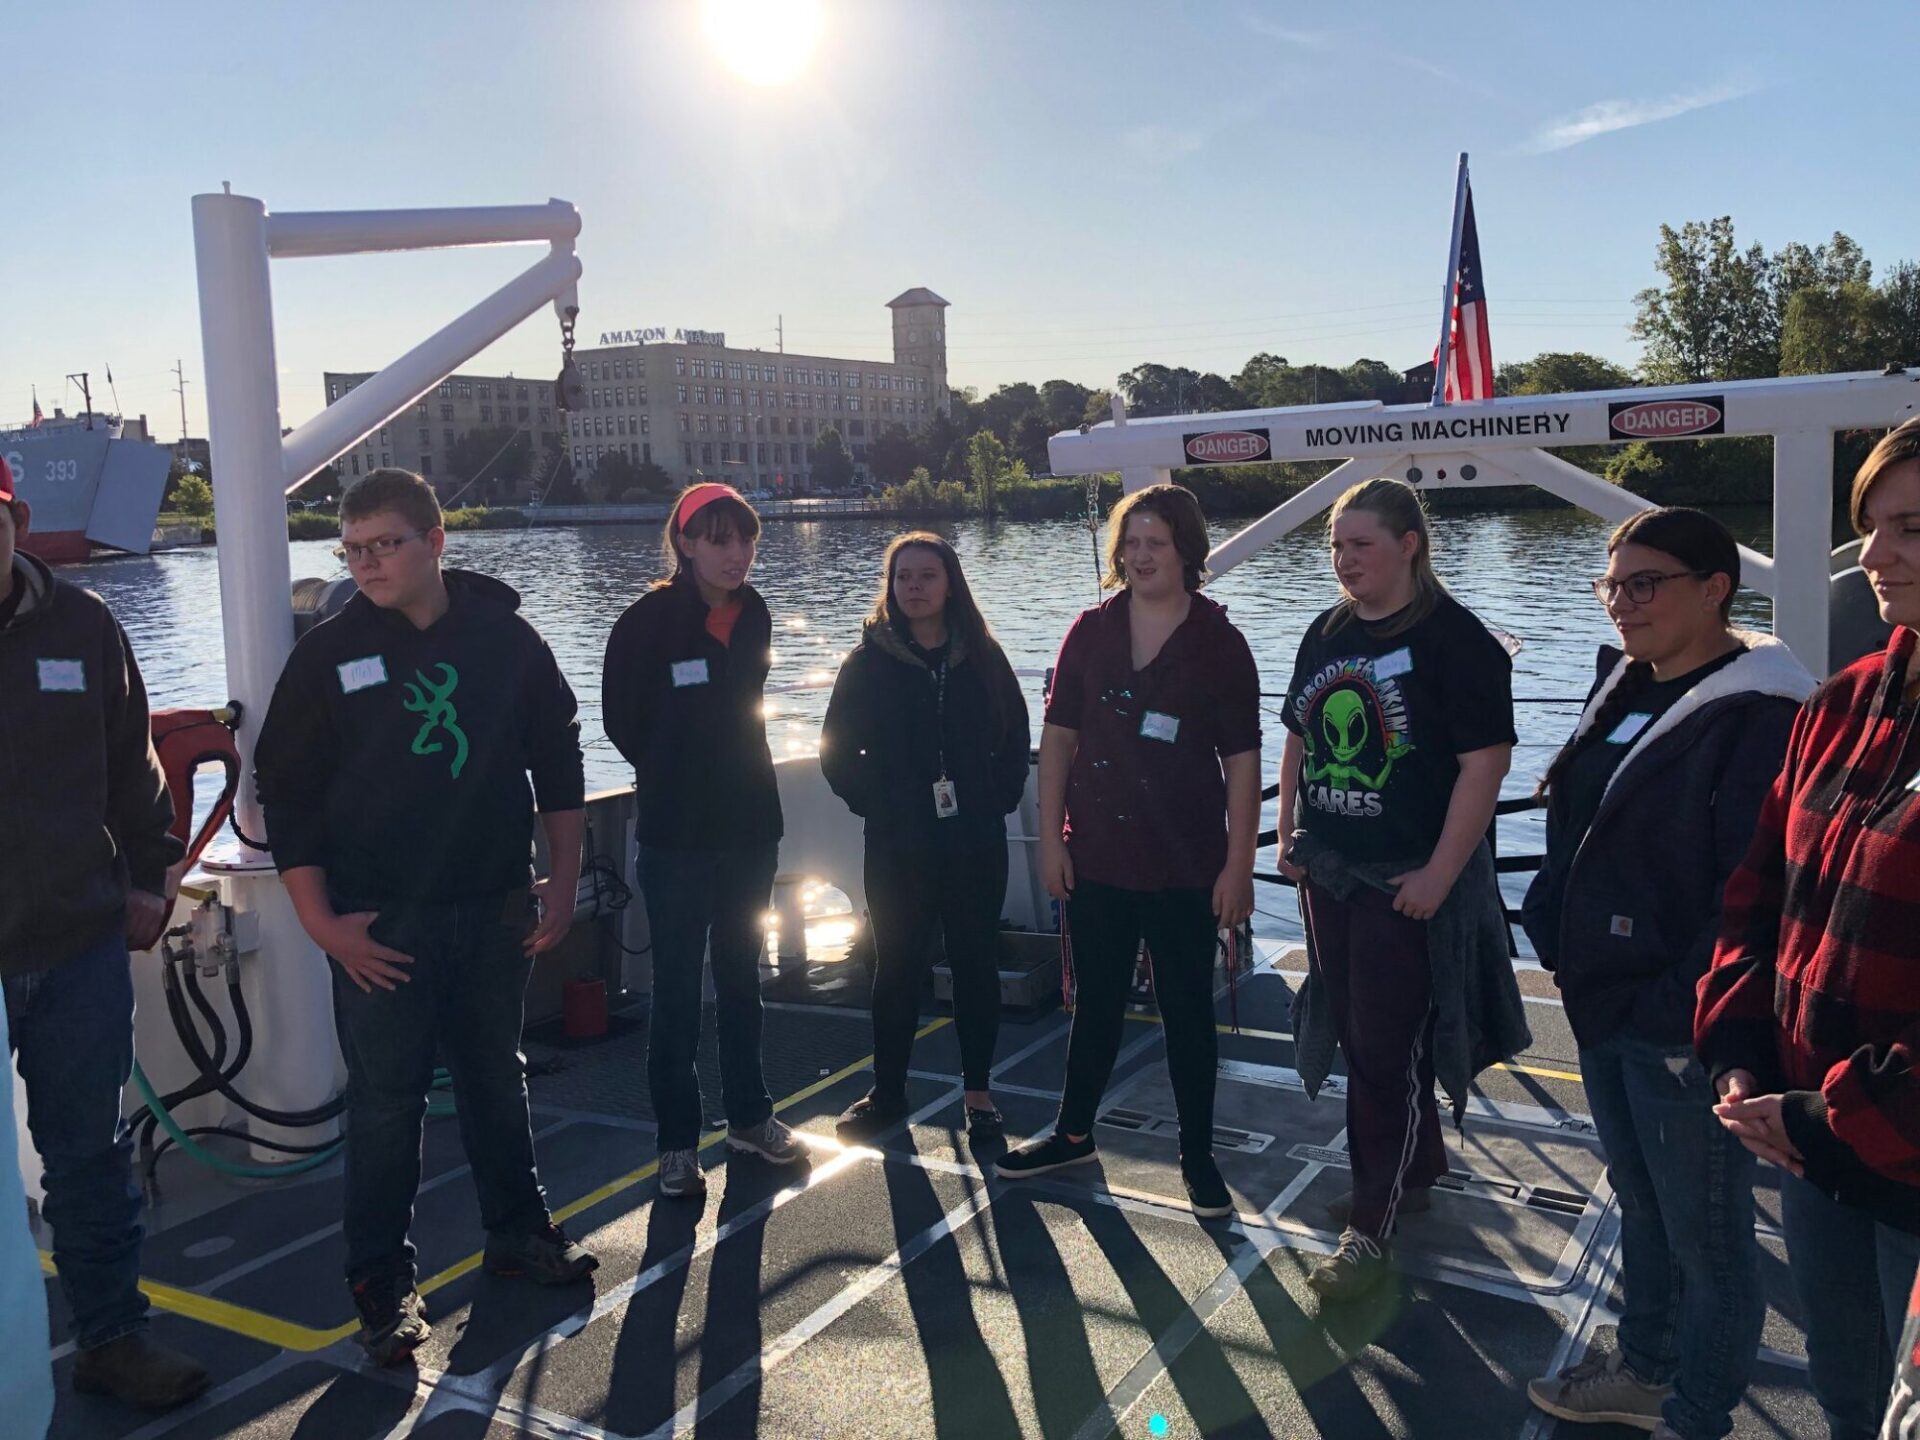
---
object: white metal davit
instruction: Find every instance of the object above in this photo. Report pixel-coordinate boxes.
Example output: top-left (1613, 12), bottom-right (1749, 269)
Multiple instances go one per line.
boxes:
top-left (1047, 368), bottom-right (1920, 679)
top-left (186, 188), bottom-right (584, 1152)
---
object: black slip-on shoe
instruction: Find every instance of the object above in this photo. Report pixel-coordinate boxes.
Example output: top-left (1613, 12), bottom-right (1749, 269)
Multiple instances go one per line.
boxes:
top-left (994, 1131), bottom-right (1097, 1179)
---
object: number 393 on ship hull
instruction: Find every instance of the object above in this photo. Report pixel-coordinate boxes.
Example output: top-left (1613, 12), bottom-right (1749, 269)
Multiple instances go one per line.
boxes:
top-left (0, 425), bottom-right (173, 564)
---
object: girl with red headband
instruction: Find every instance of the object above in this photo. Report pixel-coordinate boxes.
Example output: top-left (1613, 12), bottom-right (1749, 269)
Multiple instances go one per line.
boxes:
top-left (603, 484), bottom-right (804, 1200)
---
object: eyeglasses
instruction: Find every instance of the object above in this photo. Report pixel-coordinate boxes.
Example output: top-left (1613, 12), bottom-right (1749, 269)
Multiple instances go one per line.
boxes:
top-left (333, 532), bottom-right (422, 565)
top-left (1591, 570), bottom-right (1706, 605)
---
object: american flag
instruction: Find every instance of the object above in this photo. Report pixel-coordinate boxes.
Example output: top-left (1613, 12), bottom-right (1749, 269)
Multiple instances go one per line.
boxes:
top-left (1437, 183), bottom-right (1493, 402)
top-left (30, 393), bottom-right (44, 428)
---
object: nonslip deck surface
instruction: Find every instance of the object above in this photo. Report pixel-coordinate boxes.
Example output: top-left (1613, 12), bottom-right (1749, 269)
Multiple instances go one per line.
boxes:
top-left (40, 949), bottom-right (1827, 1439)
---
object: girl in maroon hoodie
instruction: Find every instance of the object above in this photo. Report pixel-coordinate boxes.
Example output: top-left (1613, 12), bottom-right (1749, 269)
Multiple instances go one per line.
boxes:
top-left (1697, 418), bottom-right (1920, 1440)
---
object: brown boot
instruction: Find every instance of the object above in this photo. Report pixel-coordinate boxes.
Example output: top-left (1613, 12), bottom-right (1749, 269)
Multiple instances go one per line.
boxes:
top-left (72, 1332), bottom-right (211, 1410)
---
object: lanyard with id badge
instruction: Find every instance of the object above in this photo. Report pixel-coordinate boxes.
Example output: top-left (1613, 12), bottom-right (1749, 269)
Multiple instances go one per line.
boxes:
top-left (931, 659), bottom-right (959, 818)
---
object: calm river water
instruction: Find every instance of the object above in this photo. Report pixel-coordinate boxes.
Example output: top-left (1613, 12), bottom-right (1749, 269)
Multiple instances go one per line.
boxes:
top-left (76, 505), bottom-right (1777, 944)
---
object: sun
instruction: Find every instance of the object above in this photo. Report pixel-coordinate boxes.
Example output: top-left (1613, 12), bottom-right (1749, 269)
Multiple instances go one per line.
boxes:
top-left (701, 0), bottom-right (825, 87)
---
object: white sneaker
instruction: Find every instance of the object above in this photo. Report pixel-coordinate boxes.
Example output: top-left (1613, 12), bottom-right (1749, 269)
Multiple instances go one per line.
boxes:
top-left (658, 1148), bottom-right (707, 1198)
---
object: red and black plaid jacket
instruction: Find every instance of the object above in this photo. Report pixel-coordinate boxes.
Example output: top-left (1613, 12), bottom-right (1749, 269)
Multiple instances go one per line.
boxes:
top-left (1695, 627), bottom-right (1920, 1230)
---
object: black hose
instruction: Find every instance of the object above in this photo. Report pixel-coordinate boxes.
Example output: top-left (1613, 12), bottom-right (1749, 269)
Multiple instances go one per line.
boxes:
top-left (162, 960), bottom-right (344, 1129)
top-left (137, 968), bottom-right (261, 1179)
top-left (182, 965), bottom-right (228, 1075)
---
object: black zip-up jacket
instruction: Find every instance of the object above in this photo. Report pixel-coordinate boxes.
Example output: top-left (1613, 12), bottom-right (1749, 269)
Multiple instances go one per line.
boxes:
top-left (1521, 635), bottom-right (1813, 1048)
top-left (0, 552), bottom-right (180, 975)
top-left (820, 618), bottom-right (1031, 852)
top-left (253, 568), bottom-right (584, 903)
top-left (602, 576), bottom-right (782, 850)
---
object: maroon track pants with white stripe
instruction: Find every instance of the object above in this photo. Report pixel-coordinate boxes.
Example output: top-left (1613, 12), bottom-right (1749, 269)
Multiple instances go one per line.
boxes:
top-left (1302, 878), bottom-right (1449, 1239)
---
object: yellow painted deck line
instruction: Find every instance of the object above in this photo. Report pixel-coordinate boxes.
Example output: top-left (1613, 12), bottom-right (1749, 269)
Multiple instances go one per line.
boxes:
top-left (93, 1016), bottom-right (951, 1347)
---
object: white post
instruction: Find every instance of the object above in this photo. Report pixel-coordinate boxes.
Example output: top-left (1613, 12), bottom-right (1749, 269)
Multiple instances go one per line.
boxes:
top-left (192, 191), bottom-right (293, 853)
top-left (1206, 456), bottom-right (1391, 579)
top-left (1773, 429), bottom-right (1833, 675)
top-left (1429, 153), bottom-right (1470, 407)
top-left (192, 190), bottom-right (339, 1152)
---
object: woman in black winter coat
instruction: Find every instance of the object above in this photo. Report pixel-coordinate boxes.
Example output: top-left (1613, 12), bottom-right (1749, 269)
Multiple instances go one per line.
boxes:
top-left (1521, 507), bottom-right (1814, 1440)
top-left (820, 532), bottom-right (1030, 1141)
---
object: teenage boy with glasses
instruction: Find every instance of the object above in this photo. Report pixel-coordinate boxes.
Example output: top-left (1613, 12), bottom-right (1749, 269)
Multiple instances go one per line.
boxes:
top-left (256, 469), bottom-right (597, 1365)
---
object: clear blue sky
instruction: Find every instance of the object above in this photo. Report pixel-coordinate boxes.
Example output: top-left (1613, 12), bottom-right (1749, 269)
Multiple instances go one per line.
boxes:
top-left (8, 0), bottom-right (1916, 440)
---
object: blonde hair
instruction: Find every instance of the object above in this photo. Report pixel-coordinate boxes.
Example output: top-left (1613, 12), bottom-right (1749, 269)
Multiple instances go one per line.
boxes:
top-left (1323, 477), bottom-right (1445, 637)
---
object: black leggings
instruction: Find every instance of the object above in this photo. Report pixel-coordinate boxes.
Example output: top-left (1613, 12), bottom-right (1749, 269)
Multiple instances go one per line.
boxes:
top-left (1058, 879), bottom-right (1218, 1155)
top-left (864, 840), bottom-right (1008, 1096)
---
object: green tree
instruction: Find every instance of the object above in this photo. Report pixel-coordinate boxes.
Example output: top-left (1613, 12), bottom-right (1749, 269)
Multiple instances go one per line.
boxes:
top-left (1632, 218), bottom-right (1780, 383)
top-left (634, 458), bottom-right (674, 495)
top-left (172, 473), bottom-right (214, 516)
top-left (812, 426), bottom-right (856, 488)
top-left (1040, 379), bottom-right (1093, 431)
top-left (966, 430), bottom-right (1011, 515)
top-left (979, 382), bottom-right (1040, 442)
top-left (1011, 410), bottom-right (1055, 475)
top-left (869, 423), bottom-right (924, 486)
top-left (1880, 261), bottom-right (1920, 368)
top-left (288, 462), bottom-right (340, 506)
top-left (445, 425), bottom-right (532, 498)
top-left (1080, 389), bottom-right (1115, 427)
top-left (588, 450), bottom-right (643, 502)
top-left (1341, 358), bottom-right (1405, 402)
top-left (1495, 352), bottom-right (1635, 396)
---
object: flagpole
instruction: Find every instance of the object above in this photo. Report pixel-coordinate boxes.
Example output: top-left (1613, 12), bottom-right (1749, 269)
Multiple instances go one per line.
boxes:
top-left (1430, 151), bottom-right (1471, 408)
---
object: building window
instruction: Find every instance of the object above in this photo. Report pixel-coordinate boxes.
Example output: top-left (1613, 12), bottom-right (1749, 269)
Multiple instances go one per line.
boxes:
top-left (833, 395), bottom-right (843, 411)
top-left (676, 384), bottom-right (689, 404)
top-left (420, 455), bottom-right (434, 476)
top-left (539, 407), bottom-right (550, 424)
top-left (698, 415), bottom-right (710, 434)
top-left (351, 455), bottom-right (360, 475)
top-left (444, 428), bottom-right (456, 445)
top-left (640, 416), bottom-right (650, 435)
top-left (439, 381), bottom-right (453, 397)
top-left (675, 358), bottom-right (687, 377)
top-left (518, 406), bottom-right (530, 422)
top-left (381, 452), bottom-right (390, 466)
top-left (783, 367), bottom-right (794, 384)
top-left (413, 402), bottom-right (428, 418)
top-left (849, 397), bottom-right (860, 414)
top-left (683, 442), bottom-right (694, 465)
top-left (694, 386), bottom-right (707, 405)
top-left (756, 443), bottom-right (767, 464)
top-left (702, 443), bottom-right (714, 466)
top-left (481, 405), bottom-right (493, 422)
top-left (457, 381), bottom-right (473, 399)
top-left (677, 414), bottom-right (689, 434)
top-left (803, 420), bottom-right (814, 437)
top-left (418, 428), bottom-right (430, 445)
top-left (440, 404), bottom-right (454, 421)
top-left (573, 446), bottom-right (582, 465)
top-left (616, 416), bottom-right (627, 436)
top-left (517, 384), bottom-right (529, 400)
top-left (637, 386), bottom-right (648, 404)
top-left (828, 371), bottom-right (840, 386)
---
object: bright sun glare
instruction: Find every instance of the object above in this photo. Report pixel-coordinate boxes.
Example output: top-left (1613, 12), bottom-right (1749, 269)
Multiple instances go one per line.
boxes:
top-left (701, 0), bottom-right (825, 87)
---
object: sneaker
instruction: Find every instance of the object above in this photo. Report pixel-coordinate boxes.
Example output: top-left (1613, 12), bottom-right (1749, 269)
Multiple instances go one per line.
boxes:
top-left (835, 1091), bottom-right (910, 1142)
top-left (994, 1131), bottom-right (1097, 1179)
top-left (1650, 1425), bottom-right (1683, 1440)
top-left (350, 1280), bottom-right (431, 1367)
top-left (659, 1148), bottom-right (708, 1198)
top-left (728, 1115), bottom-right (807, 1165)
top-left (1182, 1154), bottom-right (1233, 1219)
top-left (484, 1222), bottom-right (599, 1285)
top-left (1327, 1185), bottom-right (1432, 1228)
top-left (965, 1104), bottom-right (1005, 1141)
top-left (71, 1332), bottom-right (211, 1410)
top-left (1306, 1228), bottom-right (1391, 1302)
top-left (1526, 1348), bottom-right (1672, 1430)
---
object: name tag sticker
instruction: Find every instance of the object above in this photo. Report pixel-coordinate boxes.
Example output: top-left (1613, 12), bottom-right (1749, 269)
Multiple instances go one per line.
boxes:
top-left (1606, 712), bottom-right (1653, 745)
top-left (932, 779), bottom-right (958, 818)
top-left (1140, 710), bottom-right (1180, 743)
top-left (36, 658), bottom-right (85, 692)
top-left (337, 656), bottom-right (388, 694)
top-left (1609, 915), bottom-right (1634, 938)
top-left (1372, 647), bottom-right (1414, 681)
top-left (671, 658), bottom-right (710, 688)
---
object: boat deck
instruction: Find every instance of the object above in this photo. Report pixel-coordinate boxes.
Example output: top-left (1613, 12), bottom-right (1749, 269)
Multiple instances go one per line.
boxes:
top-left (42, 945), bottom-right (1826, 1439)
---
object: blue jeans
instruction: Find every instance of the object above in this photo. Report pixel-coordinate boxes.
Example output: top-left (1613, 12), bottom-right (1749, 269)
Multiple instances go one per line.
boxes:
top-left (1779, 1170), bottom-right (1920, 1440)
top-left (638, 845), bottom-right (777, 1151)
top-left (330, 891), bottom-right (549, 1290)
top-left (1579, 1031), bottom-right (1763, 1440)
top-left (3, 929), bottom-right (148, 1349)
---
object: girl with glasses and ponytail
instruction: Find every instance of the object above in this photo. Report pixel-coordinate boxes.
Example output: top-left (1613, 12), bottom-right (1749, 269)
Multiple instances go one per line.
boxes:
top-left (1522, 507), bottom-right (1813, 1440)
top-left (603, 484), bottom-right (806, 1204)
top-left (1279, 477), bottom-right (1530, 1302)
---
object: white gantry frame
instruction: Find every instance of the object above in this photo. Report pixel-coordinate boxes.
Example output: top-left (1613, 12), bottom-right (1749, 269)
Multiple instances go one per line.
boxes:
top-left (186, 191), bottom-right (582, 1150)
top-left (193, 189), bottom-right (583, 847)
top-left (1047, 369), bottom-right (1920, 679)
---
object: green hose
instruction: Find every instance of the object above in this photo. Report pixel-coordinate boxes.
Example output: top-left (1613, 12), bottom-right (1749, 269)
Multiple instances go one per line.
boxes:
top-left (131, 1062), bottom-right (457, 1179)
top-left (131, 1060), bottom-right (340, 1178)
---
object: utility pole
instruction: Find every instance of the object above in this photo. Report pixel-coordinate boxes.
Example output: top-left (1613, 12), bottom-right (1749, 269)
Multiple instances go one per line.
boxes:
top-left (777, 314), bottom-right (784, 355)
top-left (173, 359), bottom-right (192, 451)
top-left (65, 371), bottom-right (92, 429)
